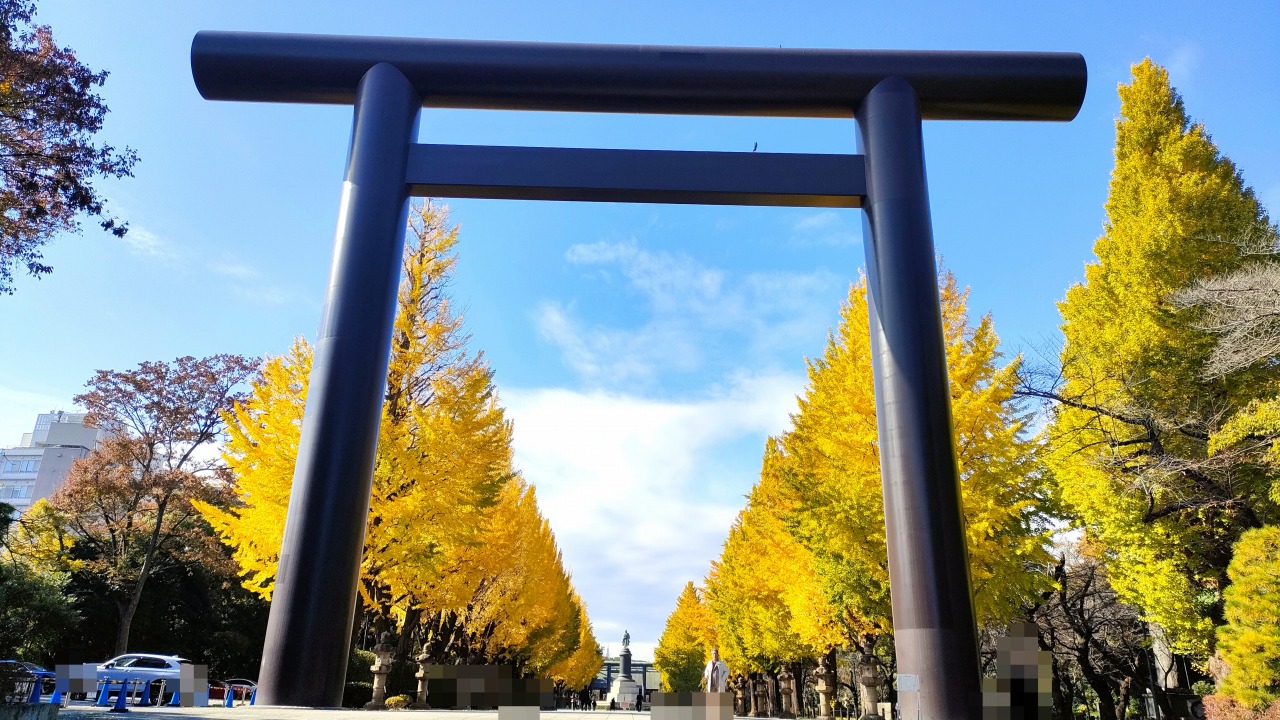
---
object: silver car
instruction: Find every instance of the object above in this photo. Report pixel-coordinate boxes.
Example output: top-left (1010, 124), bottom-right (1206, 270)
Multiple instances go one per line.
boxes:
top-left (96, 654), bottom-right (190, 702)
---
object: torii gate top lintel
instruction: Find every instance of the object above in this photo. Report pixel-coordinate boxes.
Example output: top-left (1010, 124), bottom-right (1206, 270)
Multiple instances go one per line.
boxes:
top-left (192, 31), bottom-right (1086, 121)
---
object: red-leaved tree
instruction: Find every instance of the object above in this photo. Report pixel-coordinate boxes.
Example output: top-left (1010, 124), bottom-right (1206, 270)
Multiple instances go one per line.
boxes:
top-left (54, 355), bottom-right (257, 654)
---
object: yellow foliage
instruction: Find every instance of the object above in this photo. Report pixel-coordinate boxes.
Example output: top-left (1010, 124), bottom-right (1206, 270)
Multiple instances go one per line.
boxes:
top-left (697, 270), bottom-right (1048, 672)
top-left (1047, 60), bottom-right (1275, 658)
top-left (655, 582), bottom-right (715, 691)
top-left (771, 274), bottom-right (1051, 642)
top-left (198, 202), bottom-right (594, 674)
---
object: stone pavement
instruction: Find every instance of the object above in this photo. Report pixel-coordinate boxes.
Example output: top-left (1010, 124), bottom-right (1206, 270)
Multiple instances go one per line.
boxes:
top-left (56, 706), bottom-right (666, 720)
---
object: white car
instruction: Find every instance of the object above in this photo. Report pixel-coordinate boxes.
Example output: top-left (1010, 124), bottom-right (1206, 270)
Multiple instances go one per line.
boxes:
top-left (96, 654), bottom-right (190, 702)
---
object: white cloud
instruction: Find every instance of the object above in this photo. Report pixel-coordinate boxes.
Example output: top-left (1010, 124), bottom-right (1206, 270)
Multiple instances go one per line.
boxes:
top-left (501, 371), bottom-right (803, 659)
top-left (208, 258), bottom-right (294, 305)
top-left (209, 261), bottom-right (259, 280)
top-left (790, 209), bottom-right (860, 247)
top-left (542, 241), bottom-right (843, 387)
top-left (1163, 42), bottom-right (1201, 83)
top-left (122, 226), bottom-right (173, 258)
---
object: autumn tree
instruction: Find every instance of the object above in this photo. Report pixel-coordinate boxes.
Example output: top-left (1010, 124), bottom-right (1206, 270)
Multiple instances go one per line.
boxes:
top-left (1029, 59), bottom-right (1277, 659)
top-left (704, 441), bottom-right (844, 677)
top-left (201, 203), bottom-right (510, 612)
top-left (656, 582), bottom-right (715, 691)
top-left (53, 353), bottom-right (256, 654)
top-left (548, 594), bottom-right (604, 690)
top-left (770, 274), bottom-right (1052, 652)
top-left (1215, 526), bottom-right (1280, 709)
top-left (1173, 223), bottom-right (1280, 379)
top-left (0, 0), bottom-right (136, 292)
top-left (201, 202), bottom-right (595, 678)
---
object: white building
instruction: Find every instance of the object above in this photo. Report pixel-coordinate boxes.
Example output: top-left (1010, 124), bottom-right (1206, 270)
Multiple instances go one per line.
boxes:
top-left (0, 411), bottom-right (104, 515)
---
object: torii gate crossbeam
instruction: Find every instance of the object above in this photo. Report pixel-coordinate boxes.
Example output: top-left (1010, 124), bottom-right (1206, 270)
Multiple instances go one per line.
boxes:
top-left (191, 33), bottom-right (1085, 718)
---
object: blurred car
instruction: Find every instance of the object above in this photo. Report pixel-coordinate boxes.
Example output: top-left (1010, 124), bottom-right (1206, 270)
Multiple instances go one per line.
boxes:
top-left (96, 653), bottom-right (190, 703)
top-left (209, 678), bottom-right (255, 702)
top-left (0, 660), bottom-right (56, 699)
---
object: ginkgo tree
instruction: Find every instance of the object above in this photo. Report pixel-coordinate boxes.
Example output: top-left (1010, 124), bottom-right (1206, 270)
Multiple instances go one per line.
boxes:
top-left (1035, 59), bottom-right (1277, 660)
top-left (199, 202), bottom-right (596, 681)
top-left (774, 274), bottom-right (1052, 645)
top-left (690, 271), bottom-right (1052, 685)
top-left (704, 440), bottom-right (844, 675)
top-left (655, 581), bottom-right (717, 691)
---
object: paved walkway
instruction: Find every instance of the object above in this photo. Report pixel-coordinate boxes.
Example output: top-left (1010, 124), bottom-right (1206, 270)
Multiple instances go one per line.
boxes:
top-left (57, 706), bottom-right (665, 720)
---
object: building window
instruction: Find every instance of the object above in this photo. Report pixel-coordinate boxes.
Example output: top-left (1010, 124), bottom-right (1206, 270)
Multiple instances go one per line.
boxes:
top-left (0, 483), bottom-right (36, 499)
top-left (3, 457), bottom-right (40, 473)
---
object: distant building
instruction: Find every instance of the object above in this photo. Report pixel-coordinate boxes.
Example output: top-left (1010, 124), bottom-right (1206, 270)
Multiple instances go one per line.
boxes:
top-left (0, 411), bottom-right (104, 516)
top-left (590, 655), bottom-right (661, 697)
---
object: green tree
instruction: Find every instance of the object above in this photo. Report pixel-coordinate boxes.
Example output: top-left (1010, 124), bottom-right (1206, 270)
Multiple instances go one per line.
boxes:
top-left (1032, 59), bottom-right (1277, 658)
top-left (0, 501), bottom-right (79, 663)
top-left (0, 0), bottom-right (137, 292)
top-left (1216, 526), bottom-right (1280, 709)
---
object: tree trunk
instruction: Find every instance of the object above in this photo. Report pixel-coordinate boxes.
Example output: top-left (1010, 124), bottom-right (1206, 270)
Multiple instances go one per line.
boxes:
top-left (114, 595), bottom-right (141, 657)
top-left (1150, 624), bottom-right (1180, 689)
top-left (397, 606), bottom-right (422, 659)
top-left (113, 495), bottom-right (169, 655)
top-left (1077, 649), bottom-right (1117, 720)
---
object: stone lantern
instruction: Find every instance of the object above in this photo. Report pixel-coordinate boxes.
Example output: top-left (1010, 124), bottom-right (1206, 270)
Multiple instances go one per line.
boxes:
top-left (733, 675), bottom-right (749, 716)
top-left (778, 668), bottom-right (796, 719)
top-left (812, 656), bottom-right (835, 720)
top-left (410, 650), bottom-right (430, 709)
top-left (856, 654), bottom-right (885, 720)
top-left (364, 632), bottom-right (396, 710)
top-left (752, 676), bottom-right (769, 717)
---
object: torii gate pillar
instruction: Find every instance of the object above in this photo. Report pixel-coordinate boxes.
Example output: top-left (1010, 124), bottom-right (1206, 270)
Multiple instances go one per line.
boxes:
top-left (192, 33), bottom-right (1085, 717)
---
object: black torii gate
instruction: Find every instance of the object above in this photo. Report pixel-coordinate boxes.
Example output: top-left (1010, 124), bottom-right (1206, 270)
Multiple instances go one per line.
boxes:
top-left (191, 33), bottom-right (1085, 718)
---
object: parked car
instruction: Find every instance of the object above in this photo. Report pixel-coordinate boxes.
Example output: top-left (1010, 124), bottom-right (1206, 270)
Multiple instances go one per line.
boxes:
top-left (0, 660), bottom-right (56, 700)
top-left (209, 678), bottom-right (255, 702)
top-left (96, 653), bottom-right (191, 703)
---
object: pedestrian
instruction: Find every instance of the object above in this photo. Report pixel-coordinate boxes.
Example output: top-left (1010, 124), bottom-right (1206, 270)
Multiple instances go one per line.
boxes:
top-left (702, 648), bottom-right (729, 693)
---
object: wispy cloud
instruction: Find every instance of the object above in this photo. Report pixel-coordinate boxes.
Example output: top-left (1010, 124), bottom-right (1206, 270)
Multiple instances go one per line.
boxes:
top-left (502, 371), bottom-right (802, 653)
top-left (122, 226), bottom-right (174, 259)
top-left (790, 209), bottom-right (860, 247)
top-left (207, 257), bottom-right (293, 306)
top-left (1163, 42), bottom-right (1201, 83)
top-left (208, 261), bottom-right (258, 281)
top-left (539, 240), bottom-right (844, 387)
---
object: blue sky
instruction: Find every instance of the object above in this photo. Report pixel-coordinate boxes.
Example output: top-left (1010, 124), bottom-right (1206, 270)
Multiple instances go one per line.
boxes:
top-left (2, 1), bottom-right (1277, 664)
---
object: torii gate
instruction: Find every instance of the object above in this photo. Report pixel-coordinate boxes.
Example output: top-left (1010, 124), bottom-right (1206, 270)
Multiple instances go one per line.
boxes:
top-left (191, 33), bottom-right (1085, 718)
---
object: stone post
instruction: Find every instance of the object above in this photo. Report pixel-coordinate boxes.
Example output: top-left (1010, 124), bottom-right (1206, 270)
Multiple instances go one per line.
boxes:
top-left (813, 657), bottom-right (834, 720)
top-left (364, 632), bottom-right (396, 710)
top-left (778, 668), bottom-right (795, 719)
top-left (410, 651), bottom-right (430, 709)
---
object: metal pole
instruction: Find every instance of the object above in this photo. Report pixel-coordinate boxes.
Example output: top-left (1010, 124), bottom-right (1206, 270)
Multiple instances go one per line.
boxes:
top-left (856, 75), bottom-right (981, 720)
top-left (256, 62), bottom-right (420, 708)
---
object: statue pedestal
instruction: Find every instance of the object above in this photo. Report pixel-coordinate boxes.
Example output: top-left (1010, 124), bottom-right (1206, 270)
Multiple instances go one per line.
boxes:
top-left (606, 677), bottom-right (643, 709)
